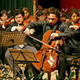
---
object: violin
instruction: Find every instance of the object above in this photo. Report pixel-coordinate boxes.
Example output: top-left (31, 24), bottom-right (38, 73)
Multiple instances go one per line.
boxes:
top-left (0, 16), bottom-right (14, 29)
top-left (24, 16), bottom-right (33, 26)
top-left (11, 25), bottom-right (24, 32)
top-left (69, 19), bottom-right (80, 30)
top-left (32, 30), bottom-right (63, 72)
top-left (74, 19), bottom-right (80, 27)
top-left (24, 10), bottom-right (38, 26)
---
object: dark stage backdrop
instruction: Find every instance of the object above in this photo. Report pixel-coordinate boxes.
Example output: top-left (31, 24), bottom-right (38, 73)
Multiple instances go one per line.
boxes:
top-left (0, 0), bottom-right (33, 15)
top-left (38, 0), bottom-right (60, 9)
top-left (60, 0), bottom-right (80, 12)
top-left (0, 0), bottom-right (80, 14)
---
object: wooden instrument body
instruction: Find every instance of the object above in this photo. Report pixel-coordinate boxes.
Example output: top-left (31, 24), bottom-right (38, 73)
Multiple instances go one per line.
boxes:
top-left (33, 30), bottom-right (63, 72)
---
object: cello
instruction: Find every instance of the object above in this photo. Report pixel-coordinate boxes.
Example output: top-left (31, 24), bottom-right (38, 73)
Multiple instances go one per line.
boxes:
top-left (32, 30), bottom-right (63, 73)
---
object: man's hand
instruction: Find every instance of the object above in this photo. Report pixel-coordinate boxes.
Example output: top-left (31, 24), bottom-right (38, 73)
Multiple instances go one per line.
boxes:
top-left (24, 28), bottom-right (35, 35)
top-left (69, 25), bottom-right (80, 30)
top-left (11, 26), bottom-right (17, 31)
top-left (11, 26), bottom-right (24, 31)
top-left (50, 33), bottom-right (59, 39)
top-left (30, 29), bottom-right (35, 34)
top-left (24, 28), bottom-right (30, 35)
top-left (16, 27), bottom-right (23, 31)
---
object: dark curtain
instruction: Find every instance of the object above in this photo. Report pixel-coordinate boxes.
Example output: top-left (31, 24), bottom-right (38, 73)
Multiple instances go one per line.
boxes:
top-left (38, 0), bottom-right (60, 9)
top-left (0, 0), bottom-right (33, 15)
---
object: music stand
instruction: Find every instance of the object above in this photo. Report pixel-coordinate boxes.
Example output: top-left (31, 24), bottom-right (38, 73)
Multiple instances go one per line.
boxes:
top-left (0, 31), bottom-right (27, 79)
top-left (0, 31), bottom-right (26, 46)
top-left (8, 48), bottom-right (39, 79)
top-left (8, 48), bottom-right (39, 63)
top-left (0, 31), bottom-right (39, 79)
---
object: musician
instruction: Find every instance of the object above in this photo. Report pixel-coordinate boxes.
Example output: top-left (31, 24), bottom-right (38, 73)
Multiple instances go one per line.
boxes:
top-left (0, 10), bottom-right (11, 65)
top-left (50, 9), bottom-right (80, 80)
top-left (25, 10), bottom-right (62, 48)
top-left (78, 8), bottom-right (80, 20)
top-left (5, 9), bottom-right (37, 76)
top-left (22, 7), bottom-right (33, 26)
top-left (22, 7), bottom-right (30, 19)
top-left (36, 10), bottom-right (47, 21)
top-left (6, 9), bottom-right (26, 32)
top-left (24, 9), bottom-right (70, 79)
top-left (24, 8), bottom-right (80, 79)
top-left (70, 8), bottom-right (80, 26)
top-left (0, 10), bottom-right (10, 30)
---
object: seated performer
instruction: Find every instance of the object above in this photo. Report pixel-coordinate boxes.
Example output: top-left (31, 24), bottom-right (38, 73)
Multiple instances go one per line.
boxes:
top-left (22, 7), bottom-right (33, 26)
top-left (0, 10), bottom-right (10, 30)
top-left (49, 9), bottom-right (80, 80)
top-left (24, 8), bottom-right (62, 49)
top-left (5, 9), bottom-right (37, 77)
top-left (24, 8), bottom-right (80, 80)
top-left (36, 10), bottom-right (47, 21)
top-left (24, 9), bottom-right (69, 80)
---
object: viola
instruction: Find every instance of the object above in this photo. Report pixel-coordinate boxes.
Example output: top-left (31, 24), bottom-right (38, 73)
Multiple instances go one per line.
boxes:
top-left (32, 30), bottom-right (63, 72)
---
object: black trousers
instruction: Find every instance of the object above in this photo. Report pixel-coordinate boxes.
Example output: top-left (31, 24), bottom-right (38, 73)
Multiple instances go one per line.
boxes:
top-left (58, 54), bottom-right (66, 80)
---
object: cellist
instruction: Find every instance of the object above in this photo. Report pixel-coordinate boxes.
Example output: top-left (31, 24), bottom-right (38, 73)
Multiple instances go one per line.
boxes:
top-left (24, 7), bottom-right (67, 79)
top-left (24, 8), bottom-right (61, 48)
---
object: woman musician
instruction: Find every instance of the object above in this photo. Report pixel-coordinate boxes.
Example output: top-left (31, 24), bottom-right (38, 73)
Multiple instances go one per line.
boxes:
top-left (0, 10), bottom-right (14, 31)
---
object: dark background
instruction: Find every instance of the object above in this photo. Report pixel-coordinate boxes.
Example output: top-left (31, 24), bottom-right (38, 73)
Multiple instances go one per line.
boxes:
top-left (38, 0), bottom-right (60, 9)
top-left (0, 0), bottom-right (80, 14)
